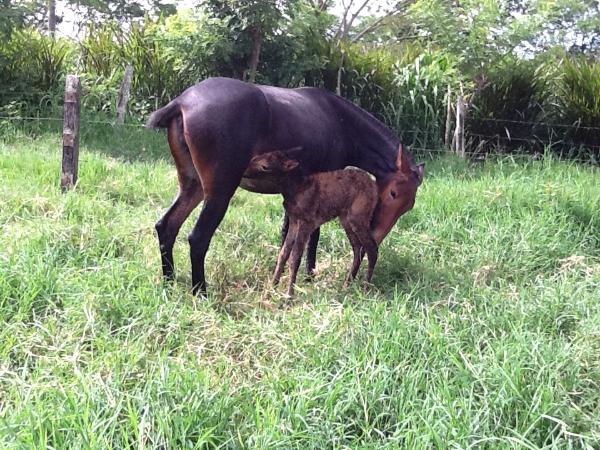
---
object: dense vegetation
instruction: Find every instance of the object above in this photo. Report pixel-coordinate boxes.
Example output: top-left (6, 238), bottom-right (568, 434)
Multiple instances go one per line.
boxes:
top-left (1, 0), bottom-right (599, 157)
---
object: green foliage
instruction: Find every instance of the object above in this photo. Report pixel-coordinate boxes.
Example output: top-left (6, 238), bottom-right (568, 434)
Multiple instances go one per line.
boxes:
top-left (467, 60), bottom-right (548, 153)
top-left (204, 0), bottom-right (292, 80)
top-left (383, 51), bottom-right (461, 150)
top-left (257, 1), bottom-right (337, 86)
top-left (552, 57), bottom-right (600, 155)
top-left (59, 0), bottom-right (177, 29)
top-left (80, 18), bottom-right (196, 117)
top-left (555, 57), bottom-right (600, 126)
top-left (0, 0), bottom-right (29, 37)
top-left (0, 28), bottom-right (73, 113)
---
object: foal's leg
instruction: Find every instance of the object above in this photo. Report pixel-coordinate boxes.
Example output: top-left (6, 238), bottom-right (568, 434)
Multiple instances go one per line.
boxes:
top-left (280, 212), bottom-right (289, 246)
top-left (305, 227), bottom-right (320, 278)
top-left (155, 119), bottom-right (204, 280)
top-left (340, 218), bottom-right (363, 284)
top-left (351, 223), bottom-right (378, 283)
top-left (282, 212), bottom-right (319, 278)
top-left (286, 228), bottom-right (310, 296)
top-left (273, 222), bottom-right (297, 286)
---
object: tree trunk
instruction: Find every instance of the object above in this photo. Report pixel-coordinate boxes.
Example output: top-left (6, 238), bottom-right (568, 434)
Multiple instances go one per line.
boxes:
top-left (336, 51), bottom-right (346, 96)
top-left (445, 85), bottom-right (453, 148)
top-left (48, 0), bottom-right (56, 36)
top-left (248, 28), bottom-right (263, 84)
top-left (116, 65), bottom-right (133, 125)
top-left (454, 94), bottom-right (466, 157)
top-left (61, 75), bottom-right (81, 191)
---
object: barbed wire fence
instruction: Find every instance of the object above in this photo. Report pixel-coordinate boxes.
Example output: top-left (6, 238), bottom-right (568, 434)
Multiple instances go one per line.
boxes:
top-left (1, 76), bottom-right (599, 182)
top-left (2, 115), bottom-right (599, 165)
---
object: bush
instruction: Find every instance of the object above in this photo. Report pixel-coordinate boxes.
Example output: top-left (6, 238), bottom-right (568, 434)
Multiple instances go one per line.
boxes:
top-left (467, 60), bottom-right (547, 153)
top-left (0, 29), bottom-right (73, 114)
top-left (551, 57), bottom-right (600, 157)
top-left (383, 51), bottom-right (461, 150)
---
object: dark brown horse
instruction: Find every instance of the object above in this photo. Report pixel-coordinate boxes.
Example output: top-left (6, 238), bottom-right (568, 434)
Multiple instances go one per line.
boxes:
top-left (147, 77), bottom-right (424, 294)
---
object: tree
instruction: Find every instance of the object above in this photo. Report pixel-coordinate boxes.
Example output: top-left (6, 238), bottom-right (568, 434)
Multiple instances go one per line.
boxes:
top-left (204, 0), bottom-right (291, 82)
top-left (330, 0), bottom-right (406, 94)
top-left (47, 0), bottom-right (55, 34)
top-left (406, 0), bottom-right (600, 75)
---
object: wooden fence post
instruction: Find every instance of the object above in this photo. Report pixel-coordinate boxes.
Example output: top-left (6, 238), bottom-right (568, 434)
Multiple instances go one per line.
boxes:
top-left (454, 87), bottom-right (466, 157)
top-left (445, 85), bottom-right (453, 148)
top-left (116, 65), bottom-right (133, 125)
top-left (61, 75), bottom-right (81, 192)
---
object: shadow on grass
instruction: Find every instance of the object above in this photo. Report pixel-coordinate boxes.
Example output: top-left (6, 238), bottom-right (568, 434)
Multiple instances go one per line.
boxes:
top-left (561, 200), bottom-right (600, 241)
top-left (372, 248), bottom-right (456, 300)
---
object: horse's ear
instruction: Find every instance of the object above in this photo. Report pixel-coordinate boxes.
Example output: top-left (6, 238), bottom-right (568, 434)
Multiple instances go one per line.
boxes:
top-left (414, 162), bottom-right (425, 185)
top-left (395, 143), bottom-right (404, 171)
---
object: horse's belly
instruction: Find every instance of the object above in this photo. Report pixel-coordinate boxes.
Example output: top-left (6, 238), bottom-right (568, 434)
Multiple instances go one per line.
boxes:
top-left (239, 177), bottom-right (282, 194)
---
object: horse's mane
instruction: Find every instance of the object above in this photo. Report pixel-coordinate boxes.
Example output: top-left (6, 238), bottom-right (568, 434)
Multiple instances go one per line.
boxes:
top-left (324, 92), bottom-right (415, 173)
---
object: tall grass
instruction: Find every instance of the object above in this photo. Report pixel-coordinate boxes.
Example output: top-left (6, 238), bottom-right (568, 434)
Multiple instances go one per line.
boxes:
top-left (467, 61), bottom-right (546, 153)
top-left (383, 52), bottom-right (459, 150)
top-left (0, 125), bottom-right (598, 448)
top-left (0, 29), bottom-right (72, 113)
top-left (552, 58), bottom-right (600, 157)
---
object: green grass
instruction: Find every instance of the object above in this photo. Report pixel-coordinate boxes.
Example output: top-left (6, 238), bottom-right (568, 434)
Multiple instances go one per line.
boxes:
top-left (0, 123), bottom-right (599, 449)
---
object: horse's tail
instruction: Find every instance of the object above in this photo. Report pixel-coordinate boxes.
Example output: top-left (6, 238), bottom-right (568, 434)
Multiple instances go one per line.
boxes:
top-left (146, 99), bottom-right (180, 129)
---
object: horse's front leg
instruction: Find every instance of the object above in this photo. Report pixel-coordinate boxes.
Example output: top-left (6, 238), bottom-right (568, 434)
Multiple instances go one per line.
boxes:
top-left (156, 119), bottom-right (204, 280)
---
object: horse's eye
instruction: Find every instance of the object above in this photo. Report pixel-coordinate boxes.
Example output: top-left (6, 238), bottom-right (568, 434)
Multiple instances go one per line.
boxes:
top-left (390, 190), bottom-right (398, 199)
top-left (260, 163), bottom-right (270, 171)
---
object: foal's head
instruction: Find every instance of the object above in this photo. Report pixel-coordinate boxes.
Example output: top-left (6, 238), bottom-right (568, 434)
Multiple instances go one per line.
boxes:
top-left (246, 148), bottom-right (302, 177)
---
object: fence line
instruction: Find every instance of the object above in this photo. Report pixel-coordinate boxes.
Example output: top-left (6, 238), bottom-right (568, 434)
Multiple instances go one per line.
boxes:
top-left (467, 116), bottom-right (600, 131)
top-left (0, 115), bottom-right (145, 128)
top-left (385, 113), bottom-right (600, 132)
top-left (469, 133), bottom-right (600, 149)
top-left (2, 114), bottom-right (600, 132)
top-left (1, 115), bottom-right (598, 164)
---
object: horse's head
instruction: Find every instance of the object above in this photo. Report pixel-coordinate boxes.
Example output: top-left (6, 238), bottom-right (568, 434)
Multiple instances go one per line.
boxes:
top-left (245, 147), bottom-right (302, 178)
top-left (372, 144), bottom-right (424, 244)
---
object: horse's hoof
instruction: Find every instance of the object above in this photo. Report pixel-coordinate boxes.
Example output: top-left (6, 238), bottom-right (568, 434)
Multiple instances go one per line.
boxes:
top-left (192, 282), bottom-right (207, 297)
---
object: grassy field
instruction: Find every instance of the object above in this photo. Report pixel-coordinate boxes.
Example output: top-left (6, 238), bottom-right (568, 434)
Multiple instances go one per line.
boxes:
top-left (0, 122), bottom-right (599, 449)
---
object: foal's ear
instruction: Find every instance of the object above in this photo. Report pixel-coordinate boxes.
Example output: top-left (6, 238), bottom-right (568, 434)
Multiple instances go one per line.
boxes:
top-left (283, 146), bottom-right (303, 159)
top-left (282, 158), bottom-right (300, 171)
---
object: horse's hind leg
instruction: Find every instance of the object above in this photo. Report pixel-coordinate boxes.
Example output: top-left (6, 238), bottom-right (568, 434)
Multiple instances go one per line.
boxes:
top-left (155, 118), bottom-right (203, 280)
top-left (185, 142), bottom-right (248, 295)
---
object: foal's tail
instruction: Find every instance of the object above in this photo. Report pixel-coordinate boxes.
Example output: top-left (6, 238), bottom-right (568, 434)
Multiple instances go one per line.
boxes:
top-left (146, 100), bottom-right (181, 129)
